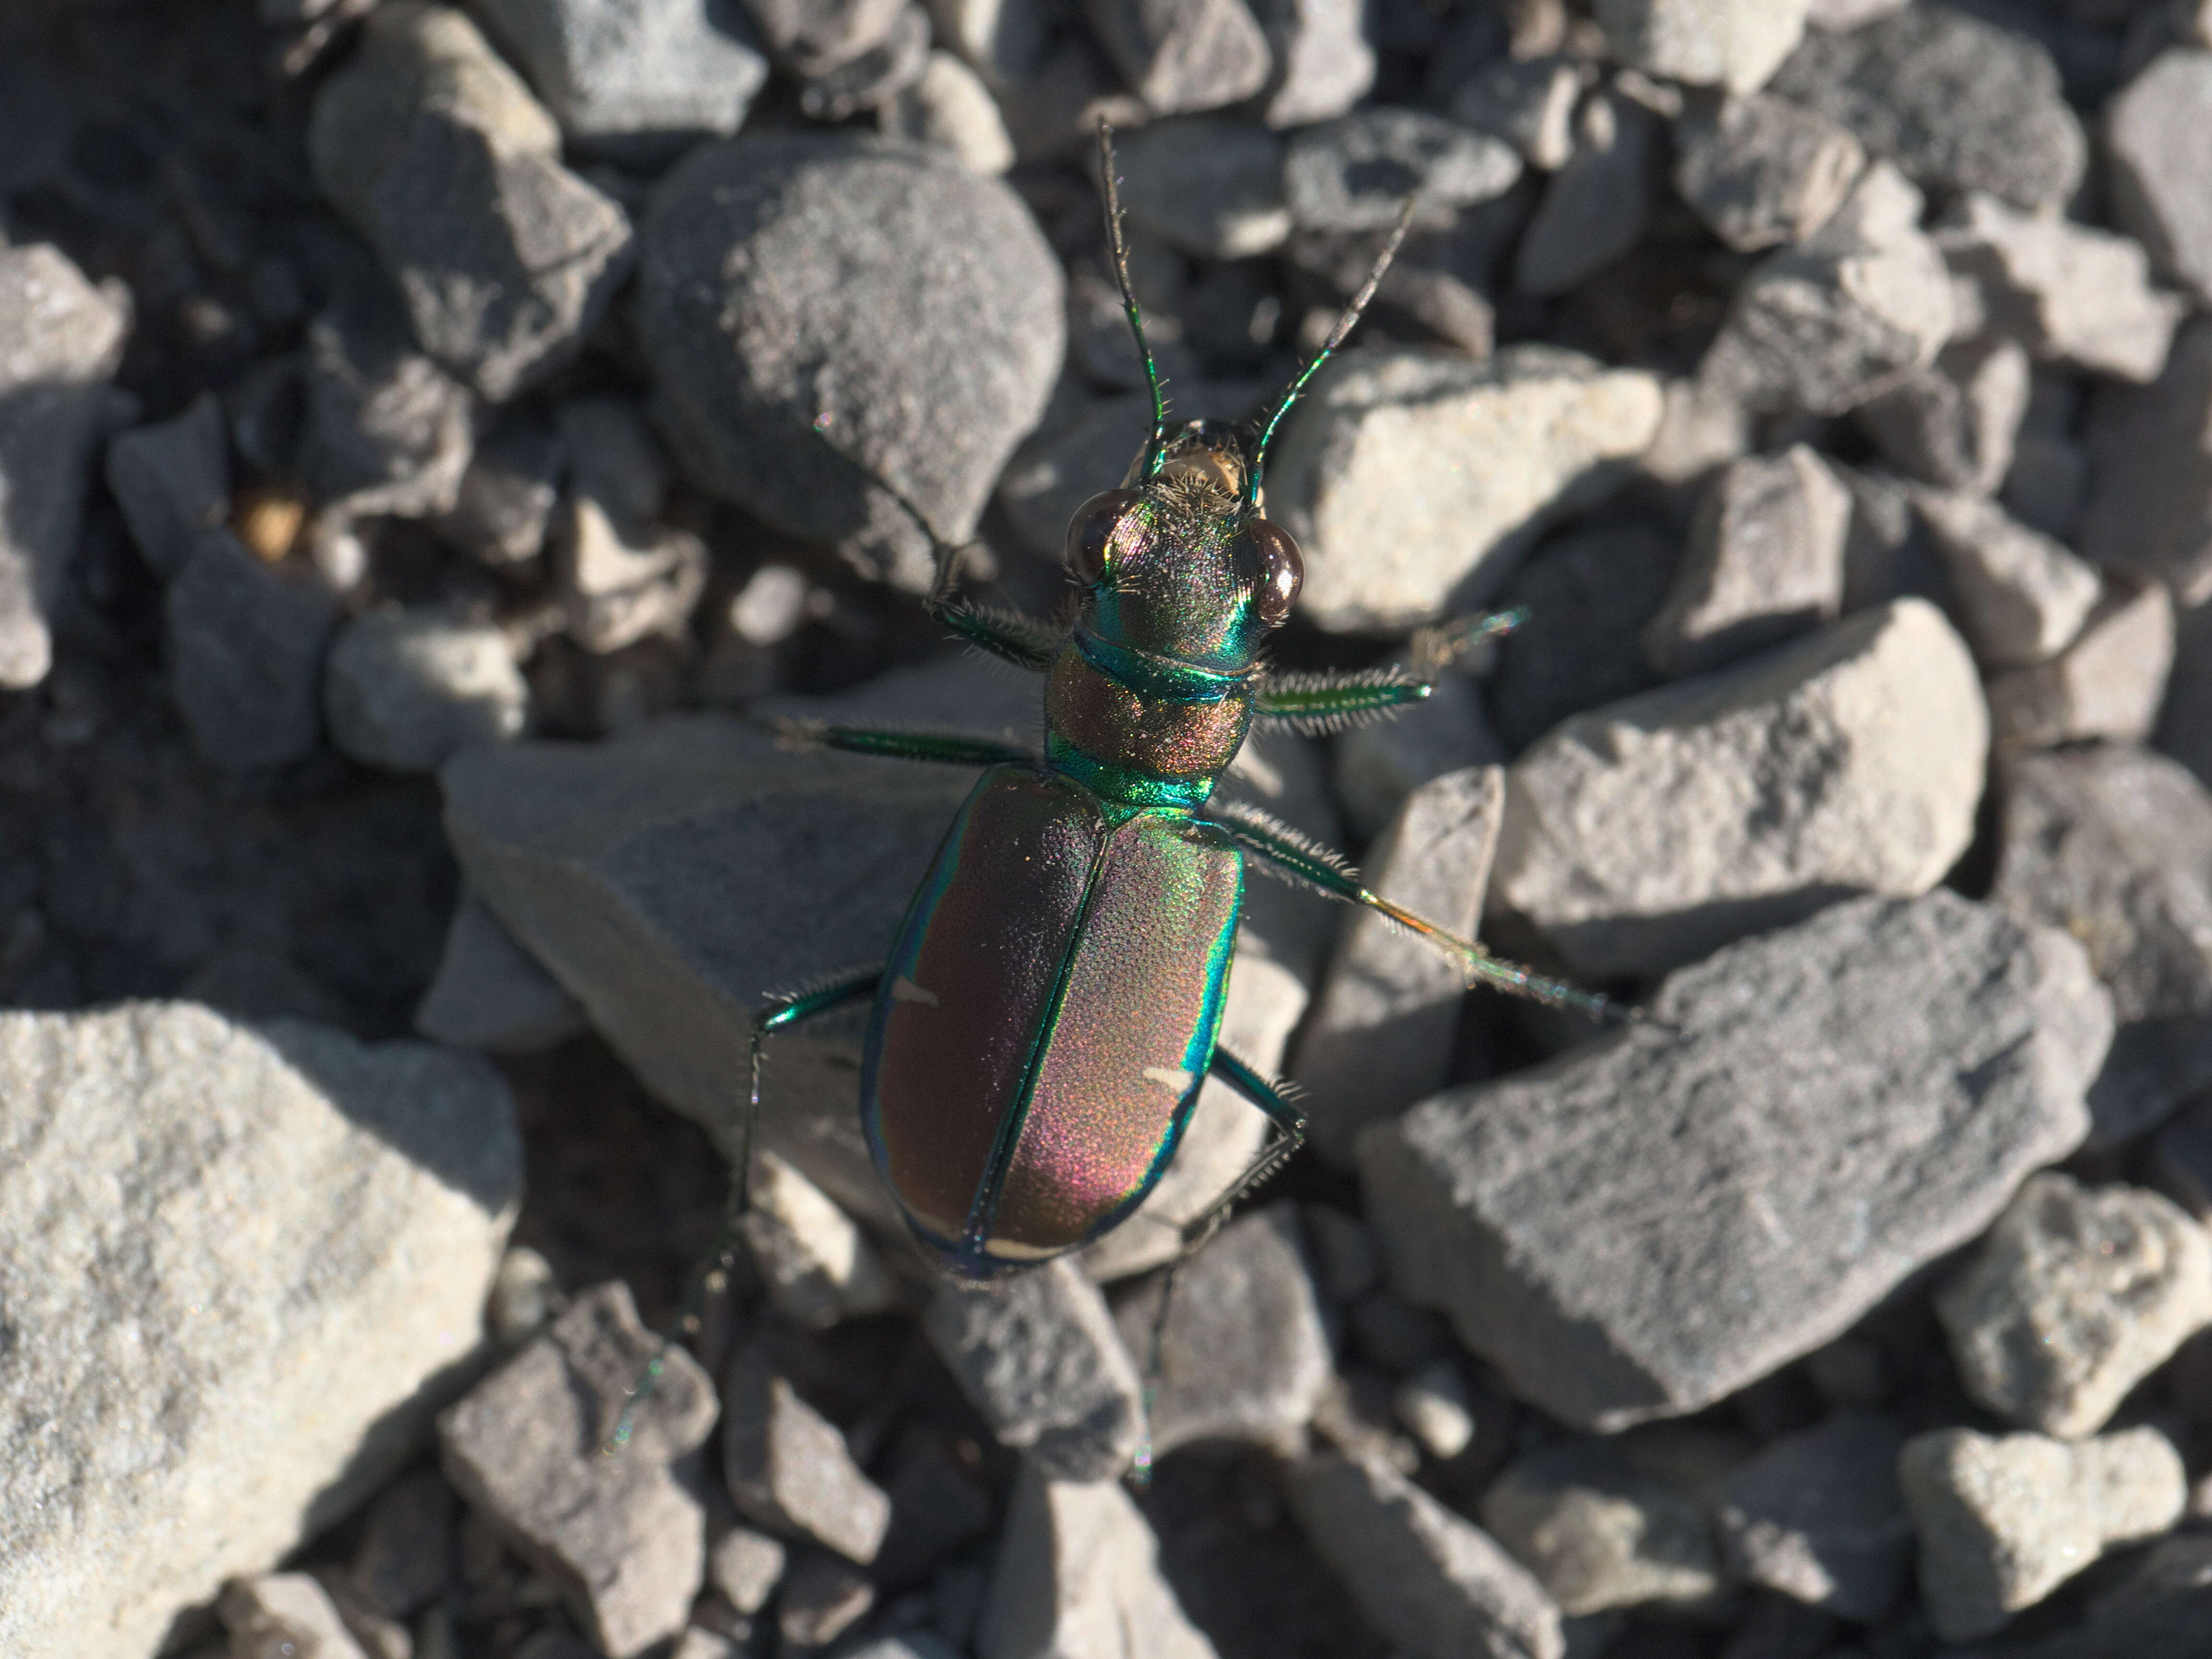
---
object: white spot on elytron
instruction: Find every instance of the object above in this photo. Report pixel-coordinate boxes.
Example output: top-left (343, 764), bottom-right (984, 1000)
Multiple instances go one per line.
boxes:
top-left (1142, 1065), bottom-right (1194, 1092)
top-left (891, 976), bottom-right (939, 1007)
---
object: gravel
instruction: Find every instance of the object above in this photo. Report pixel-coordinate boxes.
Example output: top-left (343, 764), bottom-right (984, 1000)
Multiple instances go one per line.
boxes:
top-left (1594, 0), bottom-right (1810, 94)
top-left (2082, 317), bottom-right (2212, 606)
top-left (166, 529), bottom-right (343, 771)
top-left (1283, 108), bottom-right (1523, 233)
top-left (1513, 92), bottom-right (1662, 297)
top-left (414, 891), bottom-right (589, 1054)
top-left (1855, 335), bottom-right (2029, 496)
top-left (2105, 48), bottom-right (2212, 307)
top-left (1914, 488), bottom-right (2103, 669)
top-left (324, 610), bottom-right (529, 772)
top-left (1672, 90), bottom-right (1866, 253)
top-left (721, 1338), bottom-right (892, 1563)
top-left (1479, 1439), bottom-right (1722, 1616)
top-left (1714, 1412), bottom-right (1911, 1621)
top-left (1081, 0), bottom-right (1271, 115)
top-left (1987, 573), bottom-right (2176, 750)
top-left (1113, 117), bottom-right (1290, 258)
top-left (105, 393), bottom-right (228, 580)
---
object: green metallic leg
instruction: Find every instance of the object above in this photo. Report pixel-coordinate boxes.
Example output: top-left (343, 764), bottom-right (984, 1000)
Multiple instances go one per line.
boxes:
top-left (1252, 607), bottom-right (1528, 733)
top-left (775, 722), bottom-right (1036, 768)
top-left (606, 968), bottom-right (881, 1454)
top-left (1202, 801), bottom-right (1633, 1026)
top-left (1131, 1046), bottom-right (1305, 1487)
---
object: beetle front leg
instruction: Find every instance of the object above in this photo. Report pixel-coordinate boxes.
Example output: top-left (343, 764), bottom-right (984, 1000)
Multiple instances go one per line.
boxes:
top-left (1251, 606), bottom-right (1528, 734)
top-left (772, 722), bottom-right (1037, 769)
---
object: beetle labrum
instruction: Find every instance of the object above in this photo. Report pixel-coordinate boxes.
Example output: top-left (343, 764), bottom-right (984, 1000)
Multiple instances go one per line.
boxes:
top-left (615, 130), bottom-right (1617, 1453)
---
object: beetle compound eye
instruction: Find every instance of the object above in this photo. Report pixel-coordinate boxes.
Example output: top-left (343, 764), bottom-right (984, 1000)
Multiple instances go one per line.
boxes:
top-left (1246, 518), bottom-right (1303, 626)
top-left (1066, 490), bottom-right (1141, 585)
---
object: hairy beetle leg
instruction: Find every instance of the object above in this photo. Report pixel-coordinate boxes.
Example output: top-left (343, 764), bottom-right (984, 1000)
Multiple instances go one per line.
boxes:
top-left (1252, 608), bottom-right (1529, 736)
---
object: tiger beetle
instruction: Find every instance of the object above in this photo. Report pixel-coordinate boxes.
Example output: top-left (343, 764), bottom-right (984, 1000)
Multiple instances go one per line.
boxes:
top-left (617, 126), bottom-right (1618, 1473)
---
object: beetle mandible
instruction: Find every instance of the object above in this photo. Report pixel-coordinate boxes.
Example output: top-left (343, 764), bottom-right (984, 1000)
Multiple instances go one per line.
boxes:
top-left (716, 128), bottom-right (1621, 1298)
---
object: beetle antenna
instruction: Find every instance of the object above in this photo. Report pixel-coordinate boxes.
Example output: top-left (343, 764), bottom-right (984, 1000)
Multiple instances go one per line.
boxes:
top-left (1098, 121), bottom-right (1167, 485)
top-left (1241, 196), bottom-right (1419, 517)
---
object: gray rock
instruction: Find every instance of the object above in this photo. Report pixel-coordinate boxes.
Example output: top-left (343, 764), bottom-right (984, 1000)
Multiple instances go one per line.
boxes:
top-left (1302, 1204), bottom-right (1380, 1302)
top-left (1393, 1358), bottom-right (1478, 1460)
top-left (0, 241), bottom-right (130, 689)
top-left (1715, 1413), bottom-right (1910, 1622)
top-left (1642, 444), bottom-right (1851, 678)
top-left (743, 0), bottom-right (906, 74)
top-left (475, 0), bottom-right (770, 161)
top-left (1267, 345), bottom-right (1665, 632)
top-left (1488, 600), bottom-right (1985, 979)
top-left (488, 1245), bottom-right (566, 1347)
top-left (1295, 766), bottom-right (1504, 1165)
top-left (706, 1514), bottom-right (786, 1613)
top-left (2002, 429), bottom-right (2090, 543)
top-left (1855, 335), bottom-right (2030, 497)
top-left (1915, 489), bottom-right (2100, 669)
top-left (924, 0), bottom-right (1054, 88)
top-left (1250, 0), bottom-right (1373, 126)
top-left (1489, 522), bottom-right (1683, 750)
top-left (1113, 118), bottom-right (1290, 259)
top-left (1987, 574), bottom-right (2174, 750)
top-left (300, 285), bottom-right (477, 522)
top-left (1082, 0), bottom-right (1272, 115)
top-left (797, 3), bottom-right (932, 120)
top-left (1451, 56), bottom-right (1582, 171)
top-left (1514, 93), bottom-right (1660, 297)
top-left (1285, 108), bottom-right (1523, 234)
top-left (977, 1461), bottom-right (1216, 1659)
top-left (309, 4), bottom-right (636, 402)
top-left (1935, 1173), bottom-right (2212, 1440)
top-left (1805, 0), bottom-right (1906, 25)
top-left (2164, 592), bottom-right (2212, 792)
top-left (1358, 890), bottom-right (2111, 1431)
top-left (1990, 746), bottom-right (2212, 1144)
top-left (778, 1549), bottom-right (877, 1647)
top-left (1595, 0), bottom-right (1810, 92)
top-left (1110, 1203), bottom-right (1334, 1459)
top-left (878, 49), bottom-right (1015, 175)
top-left (433, 412), bottom-right (564, 568)
top-left (2082, 318), bottom-right (2212, 607)
top-left (1835, 461), bottom-right (1948, 613)
top-left (439, 1283), bottom-right (718, 1658)
top-left (1480, 1440), bottom-right (1721, 1616)
top-left (742, 1150), bottom-right (898, 1328)
top-left (638, 134), bottom-right (1062, 591)
top-left (1287, 1450), bottom-right (1565, 1659)
top-left (554, 496), bottom-right (709, 656)
top-left (2107, 49), bottom-right (2212, 309)
top-left (2155, 1095), bottom-right (2212, 1221)
top-left (167, 529), bottom-right (343, 771)
top-left (722, 1339), bottom-right (892, 1563)
top-left (1938, 194), bottom-right (2184, 385)
top-left (416, 891), bottom-right (589, 1054)
top-left (325, 610), bottom-right (529, 773)
top-left (348, 1467), bottom-right (460, 1619)
top-left (1898, 1425), bottom-right (2187, 1642)
top-left (1701, 162), bottom-right (1955, 417)
top-left (106, 393), bottom-right (229, 579)
top-left (1766, 8), bottom-right (2087, 210)
top-left (1330, 667), bottom-right (1503, 842)
top-left (1673, 91), bottom-right (1865, 253)
top-left (221, 1574), bottom-right (372, 1659)
top-left (925, 1259), bottom-right (1145, 1482)
top-left (846, 1637), bottom-right (965, 1659)
top-left (0, 1004), bottom-right (518, 1659)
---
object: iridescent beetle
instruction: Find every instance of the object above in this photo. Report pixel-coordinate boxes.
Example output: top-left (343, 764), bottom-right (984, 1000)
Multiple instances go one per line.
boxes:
top-left (724, 130), bottom-right (1619, 1294)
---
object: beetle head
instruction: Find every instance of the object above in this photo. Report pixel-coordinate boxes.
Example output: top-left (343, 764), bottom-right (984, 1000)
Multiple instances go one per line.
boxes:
top-left (1062, 420), bottom-right (1300, 673)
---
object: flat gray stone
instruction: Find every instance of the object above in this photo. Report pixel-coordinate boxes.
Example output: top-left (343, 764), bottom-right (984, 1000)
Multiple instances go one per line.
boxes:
top-left (474, 0), bottom-right (769, 162)
top-left (0, 1004), bottom-right (518, 1659)
top-left (1082, 0), bottom-right (1271, 115)
top-left (1287, 1450), bottom-right (1564, 1659)
top-left (2082, 318), bottom-right (2212, 607)
top-left (975, 1462), bottom-right (1218, 1659)
top-left (1855, 334), bottom-right (2030, 496)
top-left (1358, 890), bottom-right (2111, 1431)
top-left (1250, 0), bottom-right (1373, 126)
top-left (1936, 1172), bottom-right (2212, 1439)
top-left (1673, 91), bottom-right (1864, 253)
top-left (1451, 56), bottom-right (1582, 171)
top-left (1987, 575), bottom-right (2174, 751)
top-left (637, 133), bottom-right (1061, 591)
top-left (2107, 48), bottom-right (2212, 309)
top-left (723, 1338), bottom-right (892, 1563)
top-left (309, 4), bottom-right (636, 402)
top-left (1267, 344), bottom-right (1664, 632)
top-left (1295, 766), bottom-right (1504, 1165)
top-left (1714, 1412), bottom-right (1911, 1622)
top-left (1110, 1202), bottom-right (1334, 1459)
top-left (926, 1258), bottom-right (1144, 1481)
top-left (1514, 93), bottom-right (1660, 298)
top-left (1914, 489), bottom-right (2101, 670)
top-left (1642, 444), bottom-right (1850, 678)
top-left (1330, 665), bottom-right (1502, 842)
top-left (1487, 600), bottom-right (1986, 979)
top-left (166, 529), bottom-right (342, 771)
top-left (1489, 522), bottom-right (1683, 750)
top-left (416, 891), bottom-right (589, 1054)
top-left (1938, 193), bottom-right (2183, 384)
top-left (1701, 162), bottom-right (1955, 417)
top-left (742, 1150), bottom-right (897, 1329)
top-left (1479, 1440), bottom-right (1721, 1616)
top-left (325, 610), bottom-right (529, 773)
top-left (0, 240), bottom-right (129, 689)
top-left (1595, 0), bottom-right (1810, 92)
top-left (1113, 117), bottom-right (1290, 258)
top-left (1899, 1426), bottom-right (2187, 1642)
top-left (439, 1283), bottom-right (718, 1658)
top-left (1286, 108), bottom-right (1524, 234)
top-left (300, 278), bottom-right (476, 522)
top-left (1767, 7), bottom-right (2087, 209)
top-left (877, 49), bottom-right (1015, 175)
top-left (106, 392), bottom-right (228, 580)
top-left (1990, 746), bottom-right (2212, 1144)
